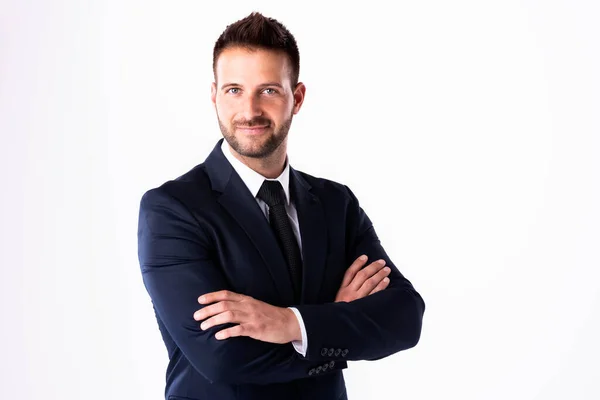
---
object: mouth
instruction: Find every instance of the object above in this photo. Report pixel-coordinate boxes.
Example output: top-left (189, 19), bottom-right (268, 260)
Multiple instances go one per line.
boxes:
top-left (236, 125), bottom-right (270, 135)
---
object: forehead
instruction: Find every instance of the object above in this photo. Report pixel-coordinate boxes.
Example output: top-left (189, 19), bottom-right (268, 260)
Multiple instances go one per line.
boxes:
top-left (215, 47), bottom-right (292, 84)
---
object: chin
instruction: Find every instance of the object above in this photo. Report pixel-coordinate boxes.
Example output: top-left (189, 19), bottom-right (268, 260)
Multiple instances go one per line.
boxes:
top-left (239, 144), bottom-right (272, 158)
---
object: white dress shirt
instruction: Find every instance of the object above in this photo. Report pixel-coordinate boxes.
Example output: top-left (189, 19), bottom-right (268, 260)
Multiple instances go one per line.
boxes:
top-left (220, 139), bottom-right (308, 357)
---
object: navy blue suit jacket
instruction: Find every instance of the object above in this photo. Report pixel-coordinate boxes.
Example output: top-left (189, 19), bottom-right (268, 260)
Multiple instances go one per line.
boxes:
top-left (137, 139), bottom-right (425, 400)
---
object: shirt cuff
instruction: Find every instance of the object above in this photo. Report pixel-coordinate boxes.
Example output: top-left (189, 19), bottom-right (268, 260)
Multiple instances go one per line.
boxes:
top-left (288, 307), bottom-right (308, 357)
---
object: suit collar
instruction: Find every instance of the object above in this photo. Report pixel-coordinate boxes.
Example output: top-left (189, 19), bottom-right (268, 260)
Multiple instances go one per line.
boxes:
top-left (204, 138), bottom-right (327, 305)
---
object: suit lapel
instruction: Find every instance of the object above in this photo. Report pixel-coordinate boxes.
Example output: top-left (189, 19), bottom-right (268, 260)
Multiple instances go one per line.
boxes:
top-left (204, 139), bottom-right (328, 306)
top-left (204, 140), bottom-right (295, 305)
top-left (218, 175), bottom-right (295, 305)
top-left (290, 168), bottom-right (328, 305)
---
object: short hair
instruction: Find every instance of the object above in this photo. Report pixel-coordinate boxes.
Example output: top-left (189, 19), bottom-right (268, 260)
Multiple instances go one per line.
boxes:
top-left (212, 12), bottom-right (300, 86)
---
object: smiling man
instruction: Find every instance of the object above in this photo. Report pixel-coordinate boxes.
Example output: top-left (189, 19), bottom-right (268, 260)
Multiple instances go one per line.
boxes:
top-left (137, 12), bottom-right (425, 400)
top-left (214, 47), bottom-right (297, 163)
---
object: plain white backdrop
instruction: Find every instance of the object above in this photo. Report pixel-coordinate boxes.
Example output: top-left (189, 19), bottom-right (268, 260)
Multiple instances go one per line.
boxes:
top-left (1, 1), bottom-right (599, 399)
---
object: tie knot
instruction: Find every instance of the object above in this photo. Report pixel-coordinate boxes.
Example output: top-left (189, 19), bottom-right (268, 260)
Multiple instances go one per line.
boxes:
top-left (257, 180), bottom-right (286, 207)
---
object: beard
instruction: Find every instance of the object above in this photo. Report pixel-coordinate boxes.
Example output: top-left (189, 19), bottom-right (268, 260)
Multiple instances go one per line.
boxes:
top-left (217, 112), bottom-right (293, 159)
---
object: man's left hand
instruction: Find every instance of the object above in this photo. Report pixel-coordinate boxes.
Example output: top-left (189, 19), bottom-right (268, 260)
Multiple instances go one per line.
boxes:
top-left (194, 290), bottom-right (301, 344)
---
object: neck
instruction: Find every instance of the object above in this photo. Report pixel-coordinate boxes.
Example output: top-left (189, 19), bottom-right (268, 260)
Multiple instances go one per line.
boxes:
top-left (229, 141), bottom-right (288, 179)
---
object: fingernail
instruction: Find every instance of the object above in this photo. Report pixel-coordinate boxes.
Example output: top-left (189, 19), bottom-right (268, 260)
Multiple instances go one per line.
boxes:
top-left (360, 255), bottom-right (367, 261)
top-left (378, 259), bottom-right (386, 265)
top-left (201, 323), bottom-right (207, 330)
top-left (199, 296), bottom-right (206, 303)
top-left (383, 277), bottom-right (389, 283)
top-left (384, 267), bottom-right (390, 272)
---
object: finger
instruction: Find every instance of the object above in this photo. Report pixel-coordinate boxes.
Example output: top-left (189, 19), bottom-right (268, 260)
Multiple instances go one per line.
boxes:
top-left (349, 259), bottom-right (387, 290)
top-left (357, 265), bottom-right (391, 296)
top-left (194, 300), bottom-right (237, 321)
top-left (198, 290), bottom-right (244, 305)
top-left (368, 276), bottom-right (390, 295)
top-left (340, 255), bottom-right (368, 288)
top-left (215, 324), bottom-right (247, 340)
top-left (200, 310), bottom-right (247, 331)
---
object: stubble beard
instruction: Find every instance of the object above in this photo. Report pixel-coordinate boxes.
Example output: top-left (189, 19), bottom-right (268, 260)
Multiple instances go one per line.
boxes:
top-left (218, 113), bottom-right (293, 159)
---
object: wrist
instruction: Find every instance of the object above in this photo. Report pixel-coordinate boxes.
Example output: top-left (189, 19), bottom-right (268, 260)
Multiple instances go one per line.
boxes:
top-left (285, 307), bottom-right (302, 342)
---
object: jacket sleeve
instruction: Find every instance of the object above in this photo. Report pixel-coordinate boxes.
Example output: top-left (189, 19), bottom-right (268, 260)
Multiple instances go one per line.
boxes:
top-left (294, 185), bottom-right (426, 362)
top-left (137, 187), bottom-right (347, 385)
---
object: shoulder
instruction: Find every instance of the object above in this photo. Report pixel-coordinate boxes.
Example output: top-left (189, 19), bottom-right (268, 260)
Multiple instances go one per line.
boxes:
top-left (293, 169), bottom-right (358, 205)
top-left (139, 162), bottom-right (213, 210)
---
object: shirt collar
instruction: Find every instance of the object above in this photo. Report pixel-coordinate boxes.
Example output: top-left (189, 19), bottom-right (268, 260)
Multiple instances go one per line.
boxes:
top-left (221, 139), bottom-right (292, 205)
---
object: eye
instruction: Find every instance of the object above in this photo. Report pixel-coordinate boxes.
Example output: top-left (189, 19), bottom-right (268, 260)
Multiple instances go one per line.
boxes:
top-left (226, 88), bottom-right (240, 94)
top-left (263, 88), bottom-right (277, 95)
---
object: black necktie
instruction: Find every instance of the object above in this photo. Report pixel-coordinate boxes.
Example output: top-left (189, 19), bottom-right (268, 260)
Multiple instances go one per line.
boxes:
top-left (257, 180), bottom-right (302, 302)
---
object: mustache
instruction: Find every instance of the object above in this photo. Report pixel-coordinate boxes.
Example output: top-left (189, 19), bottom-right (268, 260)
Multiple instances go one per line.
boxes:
top-left (233, 117), bottom-right (271, 127)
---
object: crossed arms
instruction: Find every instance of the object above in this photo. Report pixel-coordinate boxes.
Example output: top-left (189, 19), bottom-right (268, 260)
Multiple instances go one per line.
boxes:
top-left (137, 185), bottom-right (425, 385)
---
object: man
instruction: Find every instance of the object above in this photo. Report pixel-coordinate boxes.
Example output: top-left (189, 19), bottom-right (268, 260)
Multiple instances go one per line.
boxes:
top-left (137, 12), bottom-right (425, 400)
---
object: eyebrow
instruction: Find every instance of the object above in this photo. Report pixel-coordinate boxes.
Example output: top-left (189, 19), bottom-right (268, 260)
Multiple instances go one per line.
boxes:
top-left (220, 82), bottom-right (284, 90)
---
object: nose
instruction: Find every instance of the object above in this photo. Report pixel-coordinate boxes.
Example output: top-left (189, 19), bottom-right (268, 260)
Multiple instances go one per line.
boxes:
top-left (239, 94), bottom-right (263, 120)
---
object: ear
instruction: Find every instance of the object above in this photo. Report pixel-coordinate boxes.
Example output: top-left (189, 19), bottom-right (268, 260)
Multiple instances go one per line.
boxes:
top-left (292, 82), bottom-right (306, 115)
top-left (211, 82), bottom-right (217, 106)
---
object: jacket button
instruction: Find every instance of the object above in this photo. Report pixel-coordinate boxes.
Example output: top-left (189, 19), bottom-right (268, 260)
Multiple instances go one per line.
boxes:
top-left (327, 348), bottom-right (334, 356)
top-left (321, 348), bottom-right (328, 356)
top-left (341, 349), bottom-right (349, 357)
top-left (329, 361), bottom-right (335, 368)
top-left (322, 363), bottom-right (329, 371)
top-left (334, 348), bottom-right (341, 356)
top-left (316, 366), bottom-right (323, 374)
top-left (308, 368), bottom-right (315, 376)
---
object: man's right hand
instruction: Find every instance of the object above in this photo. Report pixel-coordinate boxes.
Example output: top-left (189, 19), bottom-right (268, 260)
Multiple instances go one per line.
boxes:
top-left (334, 255), bottom-right (391, 303)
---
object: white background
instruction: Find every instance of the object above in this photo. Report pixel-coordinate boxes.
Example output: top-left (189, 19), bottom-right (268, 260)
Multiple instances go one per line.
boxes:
top-left (1, 1), bottom-right (599, 399)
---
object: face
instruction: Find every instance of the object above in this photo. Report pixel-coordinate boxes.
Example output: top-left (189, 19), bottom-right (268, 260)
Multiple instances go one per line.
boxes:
top-left (211, 47), bottom-right (305, 159)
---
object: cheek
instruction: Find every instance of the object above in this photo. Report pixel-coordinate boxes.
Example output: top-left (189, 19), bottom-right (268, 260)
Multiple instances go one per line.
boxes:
top-left (215, 100), bottom-right (236, 120)
top-left (266, 100), bottom-right (293, 118)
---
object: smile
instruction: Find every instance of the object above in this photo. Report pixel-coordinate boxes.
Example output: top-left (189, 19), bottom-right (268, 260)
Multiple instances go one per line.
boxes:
top-left (236, 126), bottom-right (269, 134)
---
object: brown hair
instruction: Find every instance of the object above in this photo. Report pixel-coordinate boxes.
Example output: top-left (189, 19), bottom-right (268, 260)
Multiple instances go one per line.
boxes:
top-left (213, 12), bottom-right (300, 86)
